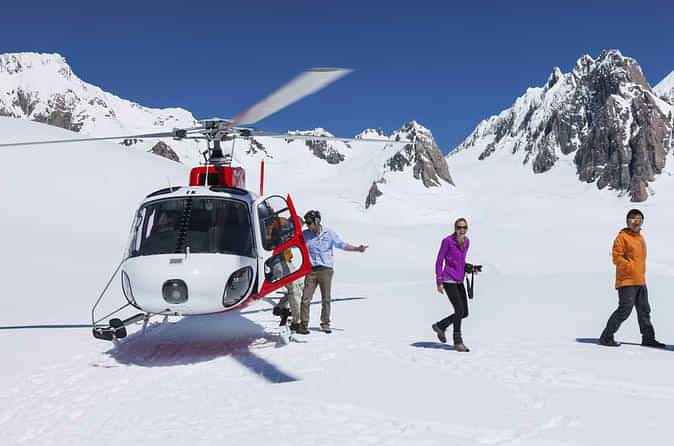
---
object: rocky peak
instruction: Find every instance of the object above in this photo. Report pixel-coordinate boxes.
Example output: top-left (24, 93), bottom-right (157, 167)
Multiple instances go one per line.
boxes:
top-left (287, 128), bottom-right (346, 164)
top-left (365, 121), bottom-right (454, 208)
top-left (546, 67), bottom-right (563, 90)
top-left (453, 50), bottom-right (672, 202)
top-left (356, 128), bottom-right (387, 139)
top-left (390, 121), bottom-right (454, 187)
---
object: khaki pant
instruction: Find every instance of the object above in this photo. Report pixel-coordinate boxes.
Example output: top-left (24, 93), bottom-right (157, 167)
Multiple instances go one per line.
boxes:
top-left (300, 267), bottom-right (334, 328)
top-left (276, 278), bottom-right (303, 323)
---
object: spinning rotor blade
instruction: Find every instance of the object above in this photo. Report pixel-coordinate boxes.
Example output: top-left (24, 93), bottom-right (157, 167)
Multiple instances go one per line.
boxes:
top-left (250, 130), bottom-right (410, 146)
top-left (230, 68), bottom-right (353, 127)
top-left (0, 127), bottom-right (203, 148)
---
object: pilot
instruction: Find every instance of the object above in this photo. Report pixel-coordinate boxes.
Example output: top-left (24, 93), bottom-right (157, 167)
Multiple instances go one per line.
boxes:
top-left (151, 211), bottom-right (178, 234)
top-left (297, 210), bottom-right (367, 335)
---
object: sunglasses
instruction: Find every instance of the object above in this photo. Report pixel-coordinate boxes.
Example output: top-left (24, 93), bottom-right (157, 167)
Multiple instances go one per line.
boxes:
top-left (628, 218), bottom-right (643, 224)
top-left (456, 225), bottom-right (468, 230)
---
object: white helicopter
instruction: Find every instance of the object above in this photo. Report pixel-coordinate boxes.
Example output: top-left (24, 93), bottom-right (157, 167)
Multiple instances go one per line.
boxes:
top-left (1, 68), bottom-right (407, 341)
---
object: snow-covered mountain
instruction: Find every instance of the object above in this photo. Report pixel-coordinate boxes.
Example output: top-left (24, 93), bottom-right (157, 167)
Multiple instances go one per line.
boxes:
top-left (0, 52), bottom-right (203, 163)
top-left (452, 50), bottom-right (674, 202)
top-left (0, 52), bottom-right (453, 208)
top-left (654, 70), bottom-right (674, 105)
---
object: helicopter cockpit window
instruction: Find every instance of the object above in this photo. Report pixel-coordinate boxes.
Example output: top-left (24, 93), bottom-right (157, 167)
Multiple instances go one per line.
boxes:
top-left (128, 197), bottom-right (255, 258)
top-left (258, 196), bottom-right (296, 251)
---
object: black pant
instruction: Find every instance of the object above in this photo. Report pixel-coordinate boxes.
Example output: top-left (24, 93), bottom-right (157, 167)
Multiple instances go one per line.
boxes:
top-left (436, 282), bottom-right (468, 343)
top-left (602, 285), bottom-right (655, 340)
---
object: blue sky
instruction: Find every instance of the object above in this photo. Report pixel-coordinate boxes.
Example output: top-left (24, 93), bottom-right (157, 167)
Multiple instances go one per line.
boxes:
top-left (2, 1), bottom-right (673, 153)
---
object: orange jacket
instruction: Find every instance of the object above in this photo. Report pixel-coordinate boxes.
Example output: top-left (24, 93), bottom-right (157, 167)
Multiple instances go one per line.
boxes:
top-left (613, 229), bottom-right (647, 288)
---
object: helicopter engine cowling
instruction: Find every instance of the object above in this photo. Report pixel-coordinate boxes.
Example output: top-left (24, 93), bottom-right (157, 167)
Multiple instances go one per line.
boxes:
top-left (122, 254), bottom-right (257, 315)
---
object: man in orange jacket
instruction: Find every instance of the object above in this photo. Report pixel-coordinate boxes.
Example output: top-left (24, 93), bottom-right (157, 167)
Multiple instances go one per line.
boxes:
top-left (599, 209), bottom-right (666, 348)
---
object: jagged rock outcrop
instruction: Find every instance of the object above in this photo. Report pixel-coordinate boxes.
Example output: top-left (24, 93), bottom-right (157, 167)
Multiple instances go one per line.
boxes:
top-left (364, 121), bottom-right (454, 208)
top-left (150, 141), bottom-right (180, 162)
top-left (246, 138), bottom-right (270, 156)
top-left (390, 121), bottom-right (454, 187)
top-left (305, 139), bottom-right (345, 164)
top-left (453, 50), bottom-right (674, 202)
top-left (287, 129), bottom-right (346, 164)
top-left (365, 179), bottom-right (385, 209)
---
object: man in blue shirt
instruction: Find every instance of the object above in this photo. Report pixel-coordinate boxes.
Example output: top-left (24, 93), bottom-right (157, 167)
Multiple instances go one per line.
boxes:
top-left (297, 210), bottom-right (367, 334)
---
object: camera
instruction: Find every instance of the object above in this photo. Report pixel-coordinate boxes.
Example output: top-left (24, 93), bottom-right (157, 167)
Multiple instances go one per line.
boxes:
top-left (464, 263), bottom-right (482, 274)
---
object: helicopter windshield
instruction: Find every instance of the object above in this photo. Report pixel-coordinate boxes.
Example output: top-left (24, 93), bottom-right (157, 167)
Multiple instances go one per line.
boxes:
top-left (128, 197), bottom-right (255, 258)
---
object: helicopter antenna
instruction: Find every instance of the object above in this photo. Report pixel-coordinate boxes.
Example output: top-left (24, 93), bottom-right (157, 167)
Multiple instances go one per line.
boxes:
top-left (203, 140), bottom-right (210, 187)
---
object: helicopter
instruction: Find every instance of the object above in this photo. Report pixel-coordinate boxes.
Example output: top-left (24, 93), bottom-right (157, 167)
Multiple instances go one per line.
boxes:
top-left (0, 68), bottom-right (408, 342)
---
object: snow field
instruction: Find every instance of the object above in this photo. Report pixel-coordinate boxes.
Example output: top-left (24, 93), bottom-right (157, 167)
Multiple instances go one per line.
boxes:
top-left (2, 117), bottom-right (674, 445)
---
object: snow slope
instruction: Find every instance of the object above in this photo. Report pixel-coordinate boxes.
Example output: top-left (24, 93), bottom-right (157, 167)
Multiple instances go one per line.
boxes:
top-left (0, 52), bottom-right (203, 164)
top-left (655, 70), bottom-right (674, 104)
top-left (2, 117), bottom-right (674, 445)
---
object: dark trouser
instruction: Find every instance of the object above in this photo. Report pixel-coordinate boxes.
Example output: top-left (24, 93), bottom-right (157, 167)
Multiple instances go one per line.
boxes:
top-left (300, 266), bottom-right (334, 328)
top-left (602, 285), bottom-right (655, 340)
top-left (436, 282), bottom-right (469, 343)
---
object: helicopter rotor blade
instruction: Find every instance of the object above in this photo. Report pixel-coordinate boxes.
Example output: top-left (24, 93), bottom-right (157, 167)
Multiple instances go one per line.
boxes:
top-left (230, 68), bottom-right (353, 128)
top-left (0, 127), bottom-right (205, 149)
top-left (249, 130), bottom-right (410, 146)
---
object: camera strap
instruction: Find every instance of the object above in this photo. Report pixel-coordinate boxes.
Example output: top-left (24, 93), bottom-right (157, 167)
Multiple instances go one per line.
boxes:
top-left (465, 271), bottom-right (475, 299)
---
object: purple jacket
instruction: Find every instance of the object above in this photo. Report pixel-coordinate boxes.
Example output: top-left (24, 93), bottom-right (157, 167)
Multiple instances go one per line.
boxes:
top-left (435, 235), bottom-right (469, 285)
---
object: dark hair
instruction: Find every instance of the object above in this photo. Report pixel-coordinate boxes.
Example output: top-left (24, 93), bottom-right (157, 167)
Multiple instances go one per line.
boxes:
top-left (626, 209), bottom-right (644, 220)
top-left (304, 209), bottom-right (322, 225)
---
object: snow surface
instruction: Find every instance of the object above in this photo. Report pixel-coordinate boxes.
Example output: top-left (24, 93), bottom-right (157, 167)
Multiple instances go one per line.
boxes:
top-left (3, 117), bottom-right (674, 445)
top-left (654, 70), bottom-right (674, 104)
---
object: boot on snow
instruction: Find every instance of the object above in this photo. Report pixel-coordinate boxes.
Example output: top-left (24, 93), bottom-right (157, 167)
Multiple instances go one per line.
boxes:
top-left (642, 338), bottom-right (667, 348)
top-left (295, 324), bottom-right (310, 335)
top-left (454, 343), bottom-right (470, 352)
top-left (431, 323), bottom-right (446, 343)
top-left (599, 335), bottom-right (621, 347)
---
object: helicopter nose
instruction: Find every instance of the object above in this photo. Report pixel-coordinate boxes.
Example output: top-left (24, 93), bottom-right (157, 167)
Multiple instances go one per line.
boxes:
top-left (162, 279), bottom-right (188, 304)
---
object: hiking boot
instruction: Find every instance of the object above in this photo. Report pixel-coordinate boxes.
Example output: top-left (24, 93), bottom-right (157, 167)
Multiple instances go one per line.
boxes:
top-left (454, 343), bottom-right (470, 352)
top-left (289, 322), bottom-right (301, 332)
top-left (431, 323), bottom-right (446, 343)
top-left (295, 324), bottom-right (310, 335)
top-left (599, 336), bottom-right (621, 347)
top-left (642, 338), bottom-right (667, 348)
top-left (321, 325), bottom-right (332, 334)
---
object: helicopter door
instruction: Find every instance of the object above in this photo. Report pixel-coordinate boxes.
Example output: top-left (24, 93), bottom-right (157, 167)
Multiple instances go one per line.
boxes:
top-left (255, 194), bottom-right (311, 298)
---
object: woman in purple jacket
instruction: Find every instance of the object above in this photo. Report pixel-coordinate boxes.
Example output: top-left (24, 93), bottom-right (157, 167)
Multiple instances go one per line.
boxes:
top-left (432, 218), bottom-right (471, 352)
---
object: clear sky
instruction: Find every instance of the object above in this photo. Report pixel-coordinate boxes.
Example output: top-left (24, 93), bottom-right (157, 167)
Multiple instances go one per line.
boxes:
top-left (2, 1), bottom-right (673, 153)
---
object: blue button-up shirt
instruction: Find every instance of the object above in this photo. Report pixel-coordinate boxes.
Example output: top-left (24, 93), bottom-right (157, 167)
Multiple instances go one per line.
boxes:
top-left (303, 226), bottom-right (347, 268)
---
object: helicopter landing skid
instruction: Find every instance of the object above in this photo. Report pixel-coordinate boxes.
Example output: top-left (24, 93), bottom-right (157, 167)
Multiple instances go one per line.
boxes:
top-left (92, 313), bottom-right (148, 341)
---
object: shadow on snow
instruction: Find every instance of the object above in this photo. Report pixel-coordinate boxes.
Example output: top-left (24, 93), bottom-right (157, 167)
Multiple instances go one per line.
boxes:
top-left (410, 341), bottom-right (455, 351)
top-left (102, 296), bottom-right (367, 383)
top-left (576, 337), bottom-right (673, 351)
top-left (105, 311), bottom-right (297, 383)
